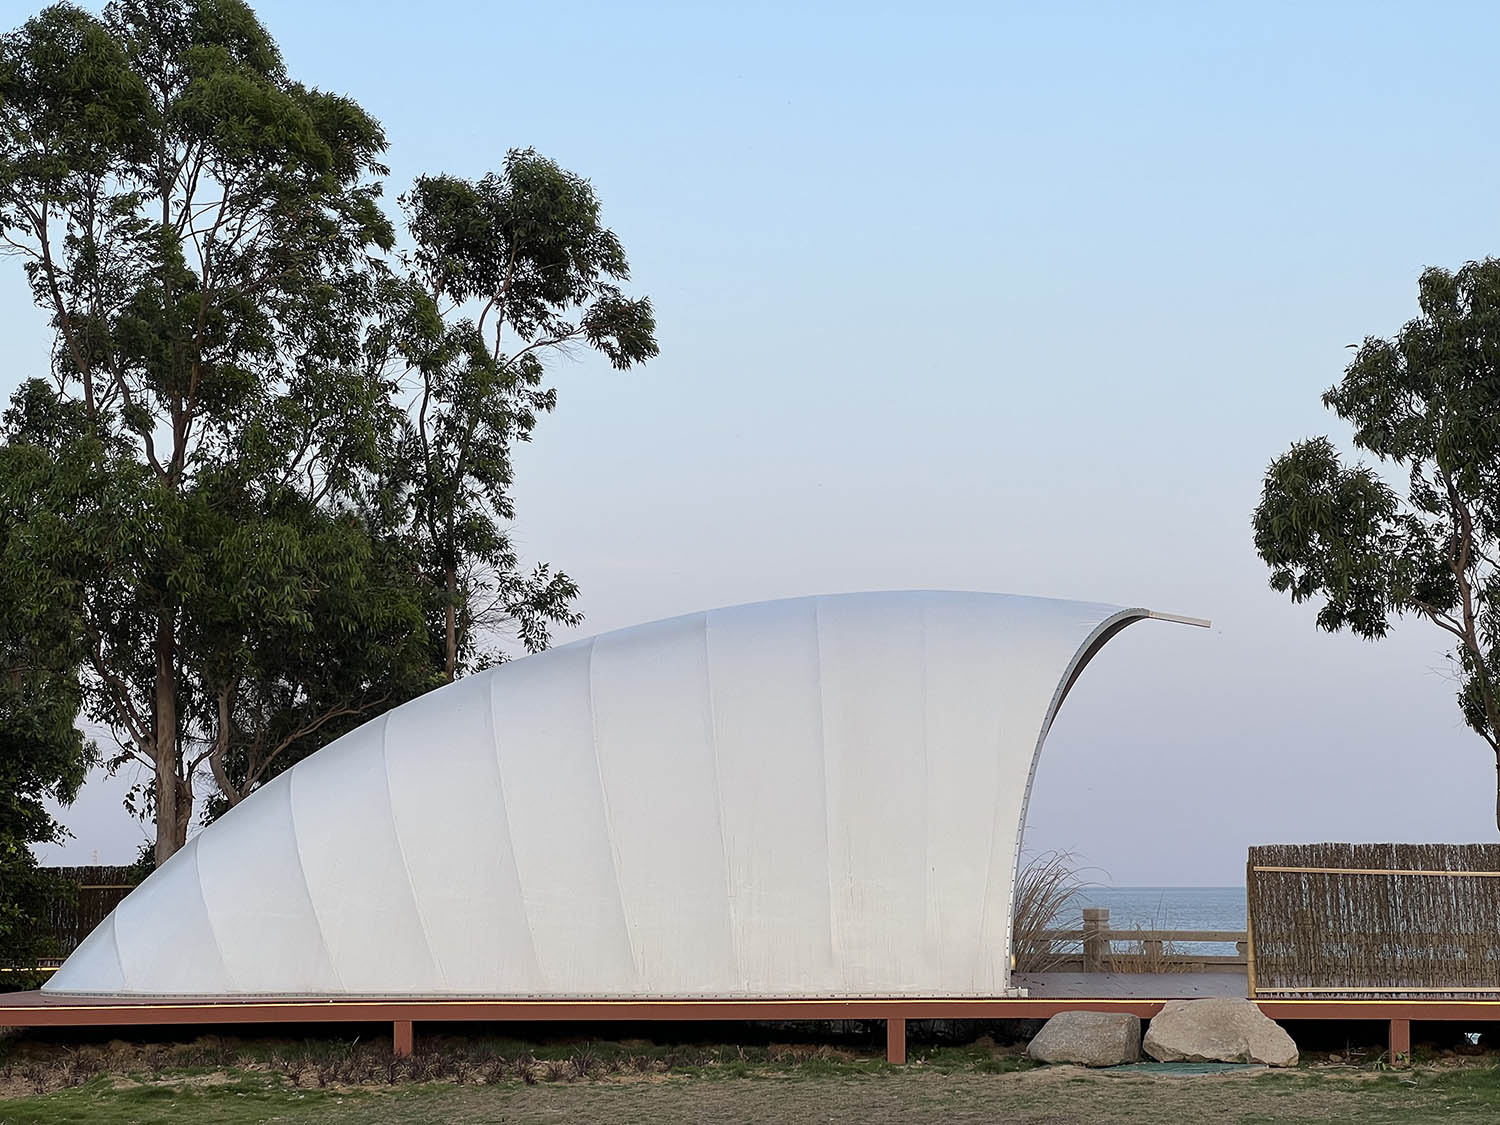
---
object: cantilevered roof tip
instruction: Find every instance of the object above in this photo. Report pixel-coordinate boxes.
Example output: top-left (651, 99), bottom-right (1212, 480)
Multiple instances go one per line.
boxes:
top-left (1146, 610), bottom-right (1212, 628)
top-left (47, 591), bottom-right (1204, 1000)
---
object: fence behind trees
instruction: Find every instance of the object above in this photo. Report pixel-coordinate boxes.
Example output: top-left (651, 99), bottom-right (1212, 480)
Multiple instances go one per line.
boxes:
top-left (1247, 842), bottom-right (1500, 998)
top-left (36, 866), bottom-right (144, 960)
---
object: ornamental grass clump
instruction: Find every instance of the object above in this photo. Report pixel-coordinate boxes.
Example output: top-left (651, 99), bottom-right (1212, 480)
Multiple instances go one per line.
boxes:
top-left (1011, 850), bottom-right (1093, 973)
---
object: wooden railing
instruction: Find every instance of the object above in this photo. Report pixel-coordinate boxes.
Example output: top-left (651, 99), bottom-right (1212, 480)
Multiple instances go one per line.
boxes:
top-left (1033, 907), bottom-right (1249, 972)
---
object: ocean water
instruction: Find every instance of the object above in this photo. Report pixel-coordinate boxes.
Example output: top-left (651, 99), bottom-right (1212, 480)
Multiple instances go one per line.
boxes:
top-left (1066, 886), bottom-right (1246, 955)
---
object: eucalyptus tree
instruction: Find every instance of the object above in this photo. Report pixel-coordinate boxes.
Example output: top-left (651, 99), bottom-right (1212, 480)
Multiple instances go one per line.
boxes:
top-left (197, 147), bottom-right (662, 800)
top-left (1253, 260), bottom-right (1500, 830)
top-left (385, 150), bottom-right (659, 677)
top-left (0, 0), bottom-right (425, 860)
top-left (185, 486), bottom-right (435, 818)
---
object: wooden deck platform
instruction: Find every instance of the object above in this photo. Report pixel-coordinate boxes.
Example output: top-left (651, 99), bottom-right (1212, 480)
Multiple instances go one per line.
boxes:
top-left (4, 986), bottom-right (1493, 1064)
top-left (1014, 970), bottom-right (1248, 998)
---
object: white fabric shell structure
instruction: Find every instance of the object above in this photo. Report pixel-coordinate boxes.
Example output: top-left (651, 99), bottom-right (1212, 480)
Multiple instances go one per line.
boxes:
top-left (47, 591), bottom-right (1201, 998)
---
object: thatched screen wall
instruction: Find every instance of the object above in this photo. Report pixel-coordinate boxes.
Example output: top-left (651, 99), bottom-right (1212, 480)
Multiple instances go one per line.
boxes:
top-left (39, 866), bottom-right (144, 958)
top-left (1247, 843), bottom-right (1500, 998)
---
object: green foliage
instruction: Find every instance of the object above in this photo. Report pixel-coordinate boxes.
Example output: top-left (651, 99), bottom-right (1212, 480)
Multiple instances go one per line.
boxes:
top-left (0, 437), bottom-right (93, 967)
top-left (0, 1), bottom-right (655, 858)
top-left (0, 0), bottom-right (416, 859)
top-left (388, 149), bottom-right (657, 676)
top-left (1254, 259), bottom-right (1500, 826)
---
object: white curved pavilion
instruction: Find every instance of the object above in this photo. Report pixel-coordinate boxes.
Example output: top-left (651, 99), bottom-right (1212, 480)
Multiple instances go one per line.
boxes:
top-left (46, 591), bottom-right (1203, 998)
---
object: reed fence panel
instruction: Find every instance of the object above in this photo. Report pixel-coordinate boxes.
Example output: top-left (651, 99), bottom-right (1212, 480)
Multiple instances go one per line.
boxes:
top-left (37, 866), bottom-right (143, 958)
top-left (1247, 843), bottom-right (1500, 998)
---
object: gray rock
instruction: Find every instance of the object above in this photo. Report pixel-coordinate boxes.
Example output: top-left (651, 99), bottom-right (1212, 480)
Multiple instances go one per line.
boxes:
top-left (1027, 1011), bottom-right (1142, 1067)
top-left (1143, 998), bottom-right (1299, 1067)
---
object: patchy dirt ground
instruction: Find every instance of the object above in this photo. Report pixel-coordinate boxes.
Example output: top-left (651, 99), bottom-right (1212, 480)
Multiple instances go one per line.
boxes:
top-left (4, 1032), bottom-right (1500, 1123)
top-left (323, 1066), bottom-right (1500, 1125)
top-left (6, 1064), bottom-right (1500, 1124)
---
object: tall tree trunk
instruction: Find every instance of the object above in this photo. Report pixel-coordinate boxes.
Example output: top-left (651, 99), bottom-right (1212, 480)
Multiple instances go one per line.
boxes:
top-left (1481, 688), bottom-right (1500, 836)
top-left (153, 609), bottom-right (185, 864)
top-left (208, 684), bottom-right (243, 811)
top-left (174, 772), bottom-right (193, 853)
top-left (445, 564), bottom-right (458, 681)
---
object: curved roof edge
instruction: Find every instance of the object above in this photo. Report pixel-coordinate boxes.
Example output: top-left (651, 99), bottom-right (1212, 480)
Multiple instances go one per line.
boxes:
top-left (1008, 606), bottom-right (1210, 918)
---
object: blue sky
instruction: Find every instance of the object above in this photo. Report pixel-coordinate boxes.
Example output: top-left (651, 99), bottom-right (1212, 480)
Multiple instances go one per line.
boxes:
top-left (10, 0), bottom-right (1500, 882)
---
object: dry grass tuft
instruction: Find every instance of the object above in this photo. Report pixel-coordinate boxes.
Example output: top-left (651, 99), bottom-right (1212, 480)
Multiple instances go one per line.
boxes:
top-left (1011, 850), bottom-right (1094, 973)
top-left (1106, 931), bottom-right (1191, 974)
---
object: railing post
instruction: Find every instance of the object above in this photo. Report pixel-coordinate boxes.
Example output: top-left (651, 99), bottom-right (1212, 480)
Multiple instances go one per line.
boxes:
top-left (1082, 907), bottom-right (1108, 973)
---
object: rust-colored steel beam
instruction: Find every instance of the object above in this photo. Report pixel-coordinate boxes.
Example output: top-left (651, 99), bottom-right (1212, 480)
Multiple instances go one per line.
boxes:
top-left (393, 1019), bottom-right (413, 1057)
top-left (5, 995), bottom-right (1500, 1051)
top-left (0, 996), bottom-right (1176, 1028)
top-left (886, 1016), bottom-right (907, 1064)
top-left (1389, 1018), bottom-right (1410, 1064)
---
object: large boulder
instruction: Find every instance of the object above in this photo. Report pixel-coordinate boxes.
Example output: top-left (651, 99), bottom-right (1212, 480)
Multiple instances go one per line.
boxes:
top-left (1143, 998), bottom-right (1298, 1067)
top-left (1027, 1011), bottom-right (1142, 1067)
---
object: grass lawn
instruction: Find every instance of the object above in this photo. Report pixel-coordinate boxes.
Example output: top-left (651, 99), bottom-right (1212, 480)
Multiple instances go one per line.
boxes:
top-left (5, 1033), bottom-right (1500, 1123)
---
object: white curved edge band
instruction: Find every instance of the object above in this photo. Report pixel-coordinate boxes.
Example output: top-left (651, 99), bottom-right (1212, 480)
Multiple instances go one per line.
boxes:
top-left (1009, 606), bottom-right (1210, 926)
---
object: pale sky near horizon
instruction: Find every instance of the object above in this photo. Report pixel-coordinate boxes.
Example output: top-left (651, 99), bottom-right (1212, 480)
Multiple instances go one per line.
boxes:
top-left (8, 0), bottom-right (1500, 884)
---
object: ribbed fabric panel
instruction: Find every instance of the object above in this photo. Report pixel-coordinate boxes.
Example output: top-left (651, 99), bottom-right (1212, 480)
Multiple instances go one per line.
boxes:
top-left (492, 640), bottom-right (638, 994)
top-left (47, 912), bottom-right (126, 994)
top-left (386, 670), bottom-right (541, 993)
top-left (922, 593), bottom-right (1025, 990)
top-left (815, 593), bottom-right (931, 992)
top-left (112, 835), bottom-right (234, 994)
top-left (706, 598), bottom-right (834, 993)
top-left (289, 714), bottom-right (442, 992)
top-left (198, 771), bottom-right (340, 992)
top-left (42, 591), bottom-right (1170, 998)
top-left (590, 614), bottom-right (738, 993)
